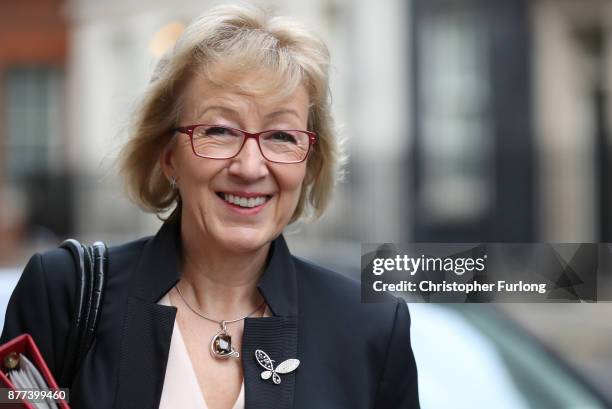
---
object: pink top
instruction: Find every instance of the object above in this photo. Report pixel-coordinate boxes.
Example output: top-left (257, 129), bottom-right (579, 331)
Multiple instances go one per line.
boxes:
top-left (157, 292), bottom-right (270, 409)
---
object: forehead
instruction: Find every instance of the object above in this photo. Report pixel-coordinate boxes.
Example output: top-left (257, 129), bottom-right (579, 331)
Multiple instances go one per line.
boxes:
top-left (180, 69), bottom-right (311, 120)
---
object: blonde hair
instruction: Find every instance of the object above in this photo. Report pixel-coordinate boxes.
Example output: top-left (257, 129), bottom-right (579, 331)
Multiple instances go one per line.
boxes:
top-left (119, 4), bottom-right (341, 224)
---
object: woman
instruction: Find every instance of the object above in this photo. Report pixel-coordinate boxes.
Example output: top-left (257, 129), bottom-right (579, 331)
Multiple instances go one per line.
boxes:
top-left (1, 4), bottom-right (419, 409)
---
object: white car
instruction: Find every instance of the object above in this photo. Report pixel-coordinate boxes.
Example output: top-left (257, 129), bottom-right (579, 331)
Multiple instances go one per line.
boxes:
top-left (410, 303), bottom-right (612, 408)
top-left (0, 268), bottom-right (20, 331)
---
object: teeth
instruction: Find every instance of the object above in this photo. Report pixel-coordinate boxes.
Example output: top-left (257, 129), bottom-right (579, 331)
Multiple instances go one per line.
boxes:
top-left (222, 193), bottom-right (268, 208)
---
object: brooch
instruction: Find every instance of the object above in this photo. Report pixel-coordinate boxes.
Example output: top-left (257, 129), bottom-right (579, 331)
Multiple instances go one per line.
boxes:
top-left (255, 349), bottom-right (300, 384)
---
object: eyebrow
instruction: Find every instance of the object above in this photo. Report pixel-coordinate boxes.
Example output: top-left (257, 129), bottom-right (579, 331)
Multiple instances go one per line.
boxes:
top-left (264, 109), bottom-right (301, 120)
top-left (197, 105), bottom-right (302, 121)
top-left (197, 105), bottom-right (239, 120)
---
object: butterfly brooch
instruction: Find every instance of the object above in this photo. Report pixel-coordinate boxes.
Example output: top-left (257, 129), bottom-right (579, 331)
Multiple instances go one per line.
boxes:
top-left (255, 349), bottom-right (300, 385)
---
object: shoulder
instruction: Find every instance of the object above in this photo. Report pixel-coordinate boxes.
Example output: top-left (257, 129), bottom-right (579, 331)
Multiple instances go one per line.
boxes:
top-left (108, 235), bottom-right (151, 255)
top-left (5, 235), bottom-right (154, 323)
top-left (106, 235), bottom-right (151, 277)
top-left (26, 235), bottom-right (153, 290)
top-left (292, 256), bottom-right (408, 332)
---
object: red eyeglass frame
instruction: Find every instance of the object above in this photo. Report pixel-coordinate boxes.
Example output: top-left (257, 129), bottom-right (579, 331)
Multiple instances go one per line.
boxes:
top-left (172, 124), bottom-right (317, 164)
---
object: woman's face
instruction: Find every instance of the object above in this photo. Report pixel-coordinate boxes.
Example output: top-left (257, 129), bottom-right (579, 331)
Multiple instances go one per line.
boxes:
top-left (162, 73), bottom-right (310, 254)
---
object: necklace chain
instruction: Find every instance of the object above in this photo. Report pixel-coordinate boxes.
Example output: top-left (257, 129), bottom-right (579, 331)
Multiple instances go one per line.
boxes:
top-left (174, 283), bottom-right (265, 326)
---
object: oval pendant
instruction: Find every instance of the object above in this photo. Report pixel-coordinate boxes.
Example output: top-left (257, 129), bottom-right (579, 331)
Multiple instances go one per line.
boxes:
top-left (210, 329), bottom-right (240, 359)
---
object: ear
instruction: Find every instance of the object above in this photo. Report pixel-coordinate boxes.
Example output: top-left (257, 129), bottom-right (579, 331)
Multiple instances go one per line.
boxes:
top-left (160, 136), bottom-right (178, 180)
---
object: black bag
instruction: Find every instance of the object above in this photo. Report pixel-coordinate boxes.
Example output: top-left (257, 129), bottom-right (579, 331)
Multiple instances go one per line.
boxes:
top-left (58, 239), bottom-right (107, 386)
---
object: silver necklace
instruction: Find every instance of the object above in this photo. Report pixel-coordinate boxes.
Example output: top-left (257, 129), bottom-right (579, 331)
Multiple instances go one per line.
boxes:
top-left (174, 283), bottom-right (265, 360)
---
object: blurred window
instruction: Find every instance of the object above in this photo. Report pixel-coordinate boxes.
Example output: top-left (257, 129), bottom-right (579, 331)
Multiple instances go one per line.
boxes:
top-left (417, 6), bottom-right (494, 224)
top-left (3, 67), bottom-right (64, 183)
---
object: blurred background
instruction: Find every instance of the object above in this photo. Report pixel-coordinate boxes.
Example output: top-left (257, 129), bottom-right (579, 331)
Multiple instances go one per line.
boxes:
top-left (0, 0), bottom-right (611, 407)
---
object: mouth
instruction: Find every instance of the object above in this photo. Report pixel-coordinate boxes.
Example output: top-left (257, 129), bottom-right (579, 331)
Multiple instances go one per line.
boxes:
top-left (216, 192), bottom-right (273, 209)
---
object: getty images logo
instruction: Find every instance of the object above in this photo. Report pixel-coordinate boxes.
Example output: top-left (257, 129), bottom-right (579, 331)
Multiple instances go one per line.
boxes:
top-left (371, 254), bottom-right (488, 276)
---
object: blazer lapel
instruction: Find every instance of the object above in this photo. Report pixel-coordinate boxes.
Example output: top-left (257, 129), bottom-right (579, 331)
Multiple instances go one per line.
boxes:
top-left (113, 296), bottom-right (177, 408)
top-left (113, 220), bottom-right (181, 409)
top-left (242, 236), bottom-right (299, 409)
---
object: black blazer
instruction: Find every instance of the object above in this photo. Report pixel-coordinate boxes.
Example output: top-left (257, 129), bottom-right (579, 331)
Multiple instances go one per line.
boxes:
top-left (1, 219), bottom-right (420, 408)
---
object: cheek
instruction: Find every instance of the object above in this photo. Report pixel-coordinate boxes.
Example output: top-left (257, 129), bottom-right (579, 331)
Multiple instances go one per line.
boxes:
top-left (275, 165), bottom-right (307, 209)
top-left (176, 143), bottom-right (214, 180)
top-left (175, 150), bottom-right (225, 198)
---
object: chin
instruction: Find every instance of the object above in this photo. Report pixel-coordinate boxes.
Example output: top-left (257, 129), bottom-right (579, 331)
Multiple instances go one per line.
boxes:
top-left (214, 225), bottom-right (276, 254)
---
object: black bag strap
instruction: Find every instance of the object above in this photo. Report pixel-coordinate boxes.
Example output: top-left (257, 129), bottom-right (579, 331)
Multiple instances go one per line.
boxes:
top-left (58, 239), bottom-right (107, 386)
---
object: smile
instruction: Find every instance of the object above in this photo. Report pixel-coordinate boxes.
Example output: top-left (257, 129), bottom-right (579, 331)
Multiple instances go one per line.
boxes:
top-left (217, 192), bottom-right (272, 208)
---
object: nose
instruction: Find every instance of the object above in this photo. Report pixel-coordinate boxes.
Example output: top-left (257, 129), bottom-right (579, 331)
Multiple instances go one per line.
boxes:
top-left (227, 138), bottom-right (269, 180)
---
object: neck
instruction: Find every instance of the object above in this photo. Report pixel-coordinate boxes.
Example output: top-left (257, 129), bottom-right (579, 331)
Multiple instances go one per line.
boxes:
top-left (177, 227), bottom-right (269, 320)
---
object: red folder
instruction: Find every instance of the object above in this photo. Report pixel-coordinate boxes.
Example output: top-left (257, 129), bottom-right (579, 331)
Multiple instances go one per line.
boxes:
top-left (0, 334), bottom-right (70, 408)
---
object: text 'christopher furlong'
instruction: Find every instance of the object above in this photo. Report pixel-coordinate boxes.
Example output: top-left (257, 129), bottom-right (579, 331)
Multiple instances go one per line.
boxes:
top-left (372, 280), bottom-right (548, 295)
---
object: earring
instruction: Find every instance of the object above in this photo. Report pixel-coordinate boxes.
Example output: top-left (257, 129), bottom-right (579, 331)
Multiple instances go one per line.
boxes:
top-left (169, 176), bottom-right (178, 189)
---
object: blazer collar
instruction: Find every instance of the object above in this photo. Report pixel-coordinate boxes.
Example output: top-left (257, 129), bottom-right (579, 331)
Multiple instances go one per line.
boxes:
top-left (130, 217), bottom-right (299, 317)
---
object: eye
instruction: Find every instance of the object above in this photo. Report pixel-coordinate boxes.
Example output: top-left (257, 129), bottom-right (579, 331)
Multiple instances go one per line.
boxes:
top-left (204, 126), bottom-right (240, 138)
top-left (267, 131), bottom-right (297, 144)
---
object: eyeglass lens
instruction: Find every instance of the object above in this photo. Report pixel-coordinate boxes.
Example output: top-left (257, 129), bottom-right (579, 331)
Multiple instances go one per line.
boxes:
top-left (191, 125), bottom-right (310, 163)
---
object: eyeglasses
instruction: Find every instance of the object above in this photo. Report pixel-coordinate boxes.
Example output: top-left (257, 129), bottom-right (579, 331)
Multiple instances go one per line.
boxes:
top-left (172, 124), bottom-right (317, 164)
